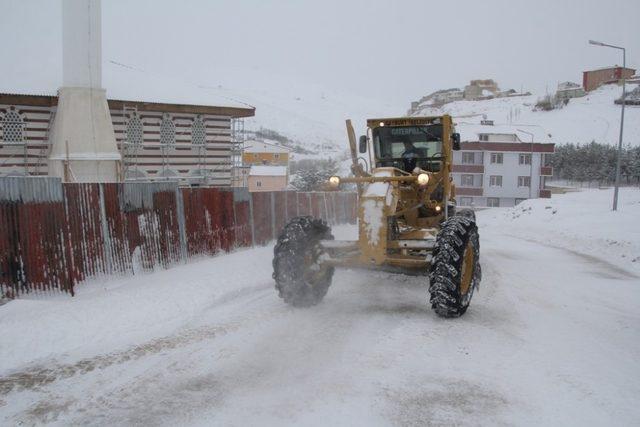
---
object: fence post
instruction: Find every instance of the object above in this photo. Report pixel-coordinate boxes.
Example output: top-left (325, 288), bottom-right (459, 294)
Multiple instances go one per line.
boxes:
top-left (270, 192), bottom-right (277, 241)
top-left (98, 184), bottom-right (113, 276)
top-left (249, 192), bottom-right (256, 247)
top-left (284, 191), bottom-right (288, 222)
top-left (175, 187), bottom-right (187, 262)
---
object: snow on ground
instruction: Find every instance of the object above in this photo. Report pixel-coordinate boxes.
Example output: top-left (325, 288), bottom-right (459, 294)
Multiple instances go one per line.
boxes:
top-left (482, 187), bottom-right (640, 274)
top-left (0, 189), bottom-right (639, 426)
top-left (414, 85), bottom-right (640, 146)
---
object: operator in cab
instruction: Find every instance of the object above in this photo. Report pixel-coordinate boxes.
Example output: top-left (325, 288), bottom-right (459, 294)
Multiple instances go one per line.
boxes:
top-left (401, 140), bottom-right (419, 172)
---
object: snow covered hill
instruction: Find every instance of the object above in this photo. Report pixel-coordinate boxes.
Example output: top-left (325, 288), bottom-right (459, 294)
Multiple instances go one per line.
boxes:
top-left (1, 188), bottom-right (638, 425)
top-left (412, 84), bottom-right (640, 146)
top-left (103, 62), bottom-right (401, 159)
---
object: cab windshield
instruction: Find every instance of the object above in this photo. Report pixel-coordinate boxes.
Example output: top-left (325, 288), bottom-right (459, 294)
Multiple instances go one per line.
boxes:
top-left (373, 124), bottom-right (443, 172)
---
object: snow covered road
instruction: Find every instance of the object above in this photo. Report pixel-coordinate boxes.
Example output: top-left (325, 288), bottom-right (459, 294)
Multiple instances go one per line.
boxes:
top-left (1, 189), bottom-right (639, 426)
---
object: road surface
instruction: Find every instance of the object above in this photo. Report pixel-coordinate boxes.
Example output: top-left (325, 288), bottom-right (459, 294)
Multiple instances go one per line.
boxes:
top-left (0, 219), bottom-right (638, 426)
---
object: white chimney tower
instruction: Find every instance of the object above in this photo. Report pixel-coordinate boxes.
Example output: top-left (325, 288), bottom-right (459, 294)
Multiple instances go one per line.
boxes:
top-left (49, 0), bottom-right (121, 182)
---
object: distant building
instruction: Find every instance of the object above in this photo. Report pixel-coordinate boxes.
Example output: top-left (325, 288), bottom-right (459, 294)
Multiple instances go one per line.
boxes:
top-left (452, 121), bottom-right (554, 208)
top-left (464, 79), bottom-right (500, 100)
top-left (583, 66), bottom-right (636, 91)
top-left (248, 165), bottom-right (288, 192)
top-left (407, 101), bottom-right (420, 115)
top-left (408, 88), bottom-right (463, 113)
top-left (242, 140), bottom-right (290, 166)
top-left (232, 140), bottom-right (291, 188)
top-left (555, 81), bottom-right (586, 101)
top-left (432, 89), bottom-right (464, 105)
top-left (408, 80), bottom-right (529, 114)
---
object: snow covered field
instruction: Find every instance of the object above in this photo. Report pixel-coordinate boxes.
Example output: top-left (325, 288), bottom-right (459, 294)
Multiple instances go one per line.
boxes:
top-left (0, 188), bottom-right (639, 426)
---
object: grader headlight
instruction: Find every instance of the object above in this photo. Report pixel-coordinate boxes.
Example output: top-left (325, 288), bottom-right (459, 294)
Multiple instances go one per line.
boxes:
top-left (417, 173), bottom-right (430, 187)
top-left (329, 176), bottom-right (341, 187)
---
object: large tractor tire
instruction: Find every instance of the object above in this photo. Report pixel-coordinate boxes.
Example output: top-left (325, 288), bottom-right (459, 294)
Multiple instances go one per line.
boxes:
top-left (428, 215), bottom-right (481, 318)
top-left (272, 216), bottom-right (335, 307)
top-left (455, 208), bottom-right (476, 221)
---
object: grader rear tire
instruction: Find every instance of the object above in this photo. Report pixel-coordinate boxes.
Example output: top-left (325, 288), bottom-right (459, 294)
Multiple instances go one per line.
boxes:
top-left (428, 215), bottom-right (481, 318)
top-left (272, 216), bottom-right (334, 307)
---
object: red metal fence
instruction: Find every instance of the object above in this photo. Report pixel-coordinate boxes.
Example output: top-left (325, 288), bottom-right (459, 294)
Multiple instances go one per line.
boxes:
top-left (0, 178), bottom-right (357, 298)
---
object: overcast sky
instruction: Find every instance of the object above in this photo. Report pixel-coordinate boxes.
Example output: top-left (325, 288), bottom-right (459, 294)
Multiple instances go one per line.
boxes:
top-left (1, 0), bottom-right (638, 107)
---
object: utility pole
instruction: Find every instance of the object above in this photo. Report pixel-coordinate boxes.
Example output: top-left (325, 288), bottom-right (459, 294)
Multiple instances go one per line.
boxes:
top-left (589, 39), bottom-right (627, 211)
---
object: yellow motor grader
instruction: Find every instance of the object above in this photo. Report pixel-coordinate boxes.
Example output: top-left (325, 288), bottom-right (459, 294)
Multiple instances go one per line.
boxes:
top-left (272, 115), bottom-right (481, 317)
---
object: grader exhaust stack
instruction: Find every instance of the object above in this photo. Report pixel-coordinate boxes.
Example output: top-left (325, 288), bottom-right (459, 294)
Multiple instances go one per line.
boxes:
top-left (272, 115), bottom-right (481, 318)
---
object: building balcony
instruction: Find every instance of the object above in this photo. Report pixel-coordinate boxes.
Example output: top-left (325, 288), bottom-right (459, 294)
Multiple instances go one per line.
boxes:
top-left (539, 189), bottom-right (551, 198)
top-left (457, 187), bottom-right (483, 196)
top-left (452, 164), bottom-right (484, 173)
top-left (540, 166), bottom-right (553, 176)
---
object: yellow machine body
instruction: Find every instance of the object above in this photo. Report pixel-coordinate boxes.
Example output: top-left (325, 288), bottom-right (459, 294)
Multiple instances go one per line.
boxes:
top-left (322, 115), bottom-right (459, 274)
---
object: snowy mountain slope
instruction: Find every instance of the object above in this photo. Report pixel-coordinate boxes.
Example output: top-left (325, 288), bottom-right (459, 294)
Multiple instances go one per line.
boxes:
top-left (104, 63), bottom-right (402, 158)
top-left (413, 84), bottom-right (640, 146)
top-left (1, 188), bottom-right (639, 425)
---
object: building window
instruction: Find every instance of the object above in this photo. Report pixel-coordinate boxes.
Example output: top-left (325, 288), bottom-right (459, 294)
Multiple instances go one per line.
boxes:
top-left (125, 112), bottom-right (143, 146)
top-left (274, 153), bottom-right (280, 159)
top-left (519, 153), bottom-right (532, 165)
top-left (515, 198), bottom-right (527, 205)
top-left (460, 197), bottom-right (473, 206)
top-left (518, 176), bottom-right (531, 187)
top-left (461, 174), bottom-right (474, 186)
top-left (490, 153), bottom-right (503, 164)
top-left (191, 115), bottom-right (206, 145)
top-left (487, 197), bottom-right (500, 207)
top-left (159, 113), bottom-right (176, 146)
top-left (479, 134), bottom-right (489, 141)
top-left (490, 175), bottom-right (502, 187)
top-left (256, 181), bottom-right (262, 187)
top-left (1, 107), bottom-right (24, 142)
top-left (461, 152), bottom-right (475, 164)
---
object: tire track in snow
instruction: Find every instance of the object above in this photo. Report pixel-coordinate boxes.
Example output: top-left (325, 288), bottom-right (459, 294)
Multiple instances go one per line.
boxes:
top-left (0, 284), bottom-right (275, 397)
top-left (504, 234), bottom-right (638, 280)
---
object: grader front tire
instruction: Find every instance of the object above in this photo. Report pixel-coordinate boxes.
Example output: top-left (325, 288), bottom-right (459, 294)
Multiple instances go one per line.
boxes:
top-left (428, 216), bottom-right (481, 318)
top-left (272, 216), bottom-right (334, 307)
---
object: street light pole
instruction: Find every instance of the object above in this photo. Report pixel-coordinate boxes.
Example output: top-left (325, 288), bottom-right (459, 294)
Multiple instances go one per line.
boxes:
top-left (589, 40), bottom-right (626, 211)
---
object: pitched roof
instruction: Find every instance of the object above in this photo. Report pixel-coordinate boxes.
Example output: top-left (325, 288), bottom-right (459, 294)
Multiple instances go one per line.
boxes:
top-left (456, 122), bottom-right (550, 143)
top-left (0, 61), bottom-right (255, 118)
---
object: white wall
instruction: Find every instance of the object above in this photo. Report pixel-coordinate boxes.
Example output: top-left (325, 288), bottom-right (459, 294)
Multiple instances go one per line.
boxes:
top-left (483, 151), bottom-right (542, 199)
top-left (63, 0), bottom-right (102, 88)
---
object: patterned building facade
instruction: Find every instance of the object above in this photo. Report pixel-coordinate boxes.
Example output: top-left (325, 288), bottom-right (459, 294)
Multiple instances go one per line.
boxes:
top-left (0, 93), bottom-right (254, 186)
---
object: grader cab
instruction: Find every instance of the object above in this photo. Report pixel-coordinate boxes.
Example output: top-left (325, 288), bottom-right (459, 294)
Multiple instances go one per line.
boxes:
top-left (272, 115), bottom-right (481, 317)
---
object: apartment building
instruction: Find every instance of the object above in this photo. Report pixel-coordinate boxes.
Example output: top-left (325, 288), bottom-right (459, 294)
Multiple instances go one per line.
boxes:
top-left (583, 66), bottom-right (636, 92)
top-left (452, 123), bottom-right (554, 208)
top-left (556, 81), bottom-right (586, 101)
